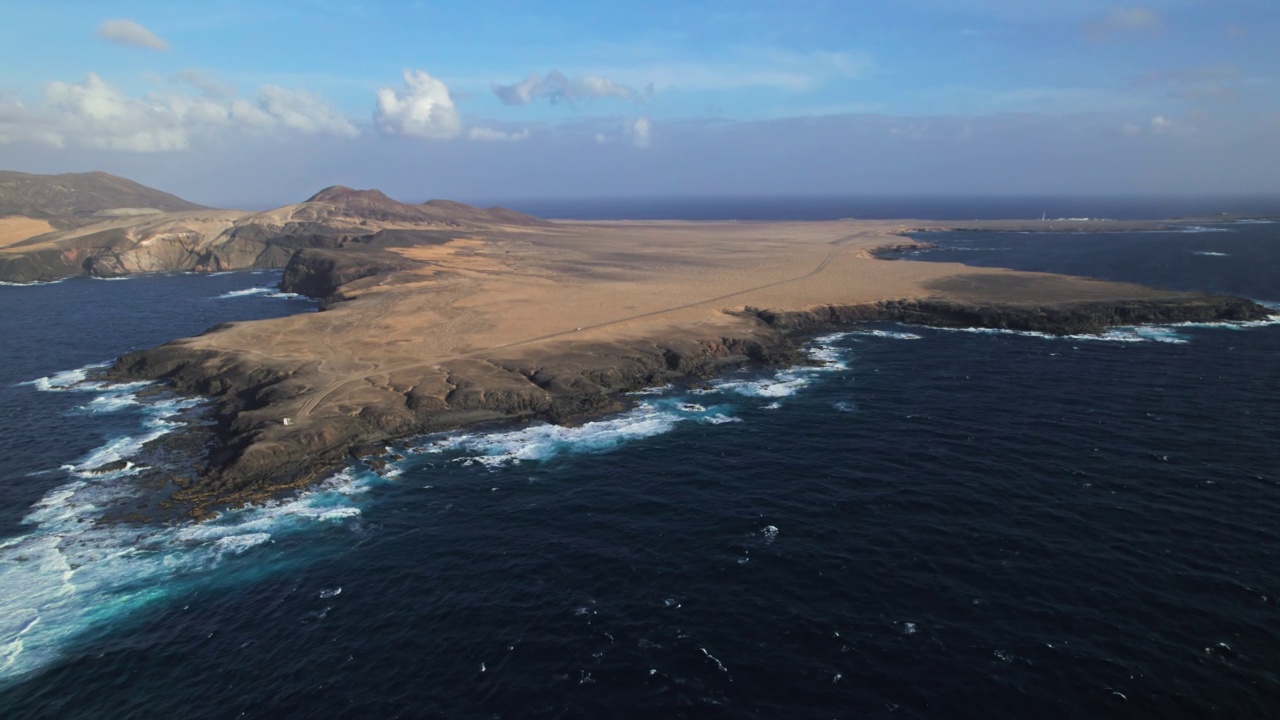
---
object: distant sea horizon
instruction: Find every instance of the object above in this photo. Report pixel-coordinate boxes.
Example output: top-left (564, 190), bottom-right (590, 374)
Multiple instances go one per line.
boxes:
top-left (493, 194), bottom-right (1280, 222)
top-left (219, 194), bottom-right (1280, 222)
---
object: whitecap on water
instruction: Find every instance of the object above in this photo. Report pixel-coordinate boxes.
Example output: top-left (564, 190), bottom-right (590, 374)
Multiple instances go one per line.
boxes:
top-left (1193, 251), bottom-right (1230, 257)
top-left (418, 401), bottom-right (687, 467)
top-left (0, 278), bottom-right (66, 287)
top-left (849, 329), bottom-right (923, 341)
top-left (714, 371), bottom-right (810, 399)
top-left (0, 394), bottom-right (375, 682)
top-left (215, 286), bottom-right (276, 299)
top-left (939, 325), bottom-right (1193, 344)
top-left (20, 362), bottom-right (153, 395)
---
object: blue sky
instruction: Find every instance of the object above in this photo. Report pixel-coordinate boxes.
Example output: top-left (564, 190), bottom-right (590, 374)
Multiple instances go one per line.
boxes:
top-left (1, 1), bottom-right (1277, 205)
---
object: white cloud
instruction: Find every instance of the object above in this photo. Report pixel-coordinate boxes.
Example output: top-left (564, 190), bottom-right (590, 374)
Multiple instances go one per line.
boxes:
top-left (630, 116), bottom-right (651, 148)
top-left (258, 86), bottom-right (358, 137)
top-left (0, 73), bottom-right (357, 152)
top-left (95, 19), bottom-right (170, 51)
top-left (1083, 7), bottom-right (1162, 41)
top-left (467, 126), bottom-right (531, 142)
top-left (493, 70), bottom-right (639, 105)
top-left (374, 69), bottom-right (462, 140)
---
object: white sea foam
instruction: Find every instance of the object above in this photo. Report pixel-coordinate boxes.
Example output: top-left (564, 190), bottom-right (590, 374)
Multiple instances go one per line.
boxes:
top-left (0, 461), bottom-right (375, 682)
top-left (939, 325), bottom-right (1193, 344)
top-left (0, 278), bottom-right (66, 287)
top-left (20, 362), bottom-right (153, 395)
top-left (215, 286), bottom-right (276, 299)
top-left (701, 414), bottom-right (742, 425)
top-left (83, 393), bottom-right (140, 413)
top-left (418, 401), bottom-right (686, 466)
top-left (1173, 226), bottom-right (1233, 234)
top-left (714, 371), bottom-right (810, 398)
top-left (850, 329), bottom-right (923, 340)
top-left (89, 276), bottom-right (134, 281)
top-left (1233, 219), bottom-right (1274, 225)
top-left (1193, 251), bottom-right (1230, 257)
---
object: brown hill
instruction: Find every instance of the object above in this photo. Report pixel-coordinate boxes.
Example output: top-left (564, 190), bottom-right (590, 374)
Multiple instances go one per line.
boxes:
top-left (0, 179), bottom-right (550, 283)
top-left (0, 170), bottom-right (207, 221)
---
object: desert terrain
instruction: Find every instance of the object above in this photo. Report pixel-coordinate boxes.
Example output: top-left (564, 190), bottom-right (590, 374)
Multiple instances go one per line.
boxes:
top-left (112, 214), bottom-right (1266, 517)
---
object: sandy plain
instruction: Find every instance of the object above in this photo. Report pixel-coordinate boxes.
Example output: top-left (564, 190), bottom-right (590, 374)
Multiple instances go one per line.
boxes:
top-left (0, 217), bottom-right (55, 248)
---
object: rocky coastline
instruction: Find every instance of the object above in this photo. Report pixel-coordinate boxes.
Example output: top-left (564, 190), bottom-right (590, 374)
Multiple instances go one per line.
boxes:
top-left (102, 246), bottom-right (1273, 520)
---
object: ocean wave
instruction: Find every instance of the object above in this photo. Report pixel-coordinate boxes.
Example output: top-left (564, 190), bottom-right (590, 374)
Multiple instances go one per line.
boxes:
top-left (19, 362), bottom-right (158, 396)
top-left (215, 286), bottom-right (275, 299)
top-left (63, 396), bottom-right (202, 478)
top-left (849, 329), bottom-right (923, 340)
top-left (0, 278), bottom-right (66, 287)
top-left (215, 286), bottom-right (309, 301)
top-left (714, 371), bottom-right (810, 398)
top-left (0, 461), bottom-right (375, 682)
top-left (937, 315), bottom-right (1280, 343)
top-left (1171, 226), bottom-right (1234, 234)
top-left (416, 401), bottom-right (688, 467)
top-left (1192, 251), bottom-right (1230, 257)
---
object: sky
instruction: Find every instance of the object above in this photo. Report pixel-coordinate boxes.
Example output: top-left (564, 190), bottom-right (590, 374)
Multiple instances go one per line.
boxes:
top-left (0, 0), bottom-right (1277, 207)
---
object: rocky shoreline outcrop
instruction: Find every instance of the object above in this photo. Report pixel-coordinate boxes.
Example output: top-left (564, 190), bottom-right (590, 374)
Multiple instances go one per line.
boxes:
top-left (107, 270), bottom-right (1273, 521)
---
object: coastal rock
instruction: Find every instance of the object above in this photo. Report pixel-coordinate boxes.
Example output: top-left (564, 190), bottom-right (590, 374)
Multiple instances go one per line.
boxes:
top-left (743, 295), bottom-right (1270, 335)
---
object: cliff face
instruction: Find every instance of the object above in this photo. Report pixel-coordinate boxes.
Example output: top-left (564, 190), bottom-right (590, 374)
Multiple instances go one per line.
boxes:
top-left (280, 246), bottom-right (422, 302)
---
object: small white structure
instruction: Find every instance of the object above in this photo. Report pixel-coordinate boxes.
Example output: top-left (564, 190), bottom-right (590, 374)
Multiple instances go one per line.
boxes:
top-left (282, 417), bottom-right (294, 426)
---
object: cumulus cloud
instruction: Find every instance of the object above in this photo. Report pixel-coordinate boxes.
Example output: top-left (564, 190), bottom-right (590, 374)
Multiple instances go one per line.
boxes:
top-left (629, 116), bottom-right (652, 148)
top-left (0, 73), bottom-right (357, 152)
top-left (467, 126), bottom-right (531, 142)
top-left (493, 70), bottom-right (640, 106)
top-left (1083, 7), bottom-right (1162, 41)
top-left (95, 19), bottom-right (170, 51)
top-left (374, 69), bottom-right (462, 140)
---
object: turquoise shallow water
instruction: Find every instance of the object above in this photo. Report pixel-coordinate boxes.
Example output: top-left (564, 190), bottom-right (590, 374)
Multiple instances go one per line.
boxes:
top-left (1, 223), bottom-right (1279, 718)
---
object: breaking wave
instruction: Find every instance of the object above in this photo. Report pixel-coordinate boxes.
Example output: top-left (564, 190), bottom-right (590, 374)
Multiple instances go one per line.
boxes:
top-left (0, 370), bottom-right (374, 683)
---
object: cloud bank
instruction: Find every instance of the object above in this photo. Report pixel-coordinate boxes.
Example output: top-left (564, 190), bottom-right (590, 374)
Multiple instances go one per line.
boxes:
top-left (95, 19), bottom-right (170, 51)
top-left (0, 73), bottom-right (356, 151)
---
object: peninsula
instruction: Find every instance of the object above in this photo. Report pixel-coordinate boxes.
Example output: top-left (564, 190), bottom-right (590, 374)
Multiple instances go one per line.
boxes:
top-left (1, 172), bottom-right (1269, 519)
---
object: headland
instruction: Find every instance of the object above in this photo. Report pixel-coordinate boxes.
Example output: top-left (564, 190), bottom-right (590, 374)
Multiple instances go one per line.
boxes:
top-left (1, 172), bottom-right (1269, 519)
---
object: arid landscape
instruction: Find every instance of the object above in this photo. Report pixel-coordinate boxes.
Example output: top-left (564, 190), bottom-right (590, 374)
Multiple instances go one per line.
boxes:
top-left (0, 171), bottom-right (1268, 518)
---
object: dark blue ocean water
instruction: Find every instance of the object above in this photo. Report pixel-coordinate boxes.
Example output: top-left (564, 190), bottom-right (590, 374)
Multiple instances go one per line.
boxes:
top-left (1, 217), bottom-right (1278, 719)
top-left (501, 195), bottom-right (1280, 222)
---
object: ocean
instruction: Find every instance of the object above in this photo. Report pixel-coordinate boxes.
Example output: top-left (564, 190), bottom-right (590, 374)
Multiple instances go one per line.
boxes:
top-left (0, 209), bottom-right (1278, 718)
